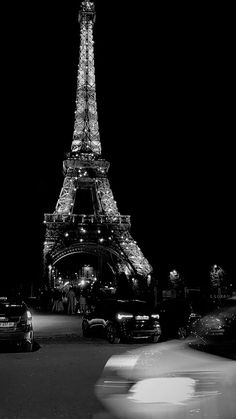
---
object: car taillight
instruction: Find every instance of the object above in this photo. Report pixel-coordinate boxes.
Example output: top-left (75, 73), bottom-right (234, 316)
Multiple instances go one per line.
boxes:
top-left (20, 310), bottom-right (32, 325)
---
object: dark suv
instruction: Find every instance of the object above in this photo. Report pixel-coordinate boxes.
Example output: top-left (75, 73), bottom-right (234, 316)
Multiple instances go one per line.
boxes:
top-left (0, 297), bottom-right (34, 351)
top-left (82, 299), bottom-right (161, 343)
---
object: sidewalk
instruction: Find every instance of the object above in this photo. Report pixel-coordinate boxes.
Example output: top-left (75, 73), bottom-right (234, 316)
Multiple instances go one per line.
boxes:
top-left (31, 310), bottom-right (83, 340)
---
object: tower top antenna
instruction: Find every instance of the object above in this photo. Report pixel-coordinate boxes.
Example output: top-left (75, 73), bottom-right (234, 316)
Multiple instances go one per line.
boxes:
top-left (71, 0), bottom-right (100, 158)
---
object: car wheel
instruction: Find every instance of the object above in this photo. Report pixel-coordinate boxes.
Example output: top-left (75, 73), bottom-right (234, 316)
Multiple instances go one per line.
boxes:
top-left (177, 326), bottom-right (187, 339)
top-left (23, 340), bottom-right (34, 352)
top-left (106, 323), bottom-right (120, 344)
top-left (82, 320), bottom-right (90, 337)
top-left (150, 334), bottom-right (161, 343)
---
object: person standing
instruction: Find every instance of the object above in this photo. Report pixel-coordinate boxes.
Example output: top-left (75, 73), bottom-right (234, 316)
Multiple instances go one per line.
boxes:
top-left (51, 288), bottom-right (61, 313)
top-left (62, 291), bottom-right (68, 313)
top-left (79, 292), bottom-right (87, 314)
top-left (66, 286), bottom-right (76, 315)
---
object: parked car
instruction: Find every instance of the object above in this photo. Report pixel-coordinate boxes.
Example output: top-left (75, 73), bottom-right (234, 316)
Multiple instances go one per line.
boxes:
top-left (0, 297), bottom-right (34, 351)
top-left (191, 296), bottom-right (236, 343)
top-left (95, 308), bottom-right (236, 419)
top-left (82, 299), bottom-right (161, 343)
top-left (155, 298), bottom-right (201, 340)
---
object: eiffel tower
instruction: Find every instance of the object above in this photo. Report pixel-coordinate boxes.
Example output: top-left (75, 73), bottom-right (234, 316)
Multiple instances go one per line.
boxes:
top-left (43, 0), bottom-right (152, 296)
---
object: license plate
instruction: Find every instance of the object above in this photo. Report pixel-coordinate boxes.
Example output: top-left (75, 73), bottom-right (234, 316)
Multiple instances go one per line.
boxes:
top-left (135, 315), bottom-right (149, 320)
top-left (0, 322), bottom-right (14, 327)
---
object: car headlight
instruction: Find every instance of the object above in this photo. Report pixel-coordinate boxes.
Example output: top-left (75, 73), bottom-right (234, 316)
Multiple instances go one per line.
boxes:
top-left (19, 310), bottom-right (32, 326)
top-left (117, 313), bottom-right (133, 320)
top-left (128, 377), bottom-right (196, 404)
top-left (26, 310), bottom-right (32, 319)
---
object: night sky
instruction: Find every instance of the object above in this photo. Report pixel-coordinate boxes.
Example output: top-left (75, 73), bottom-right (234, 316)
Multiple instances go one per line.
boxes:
top-left (3, 1), bottom-right (235, 291)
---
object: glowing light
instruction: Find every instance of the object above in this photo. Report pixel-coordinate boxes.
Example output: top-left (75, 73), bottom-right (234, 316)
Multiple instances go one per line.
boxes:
top-left (151, 314), bottom-right (160, 319)
top-left (117, 313), bottom-right (133, 320)
top-left (128, 377), bottom-right (195, 404)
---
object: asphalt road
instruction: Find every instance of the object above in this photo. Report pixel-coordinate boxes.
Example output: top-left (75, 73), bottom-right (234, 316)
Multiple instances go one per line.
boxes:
top-left (0, 311), bottom-right (146, 419)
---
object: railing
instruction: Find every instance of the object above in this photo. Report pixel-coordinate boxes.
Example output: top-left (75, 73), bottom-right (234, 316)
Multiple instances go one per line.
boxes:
top-left (44, 213), bottom-right (131, 225)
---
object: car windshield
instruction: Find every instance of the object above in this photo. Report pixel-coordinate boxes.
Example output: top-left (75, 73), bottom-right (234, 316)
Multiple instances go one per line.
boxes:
top-left (0, 302), bottom-right (26, 316)
top-left (93, 299), bottom-right (149, 315)
top-left (116, 300), bottom-right (149, 313)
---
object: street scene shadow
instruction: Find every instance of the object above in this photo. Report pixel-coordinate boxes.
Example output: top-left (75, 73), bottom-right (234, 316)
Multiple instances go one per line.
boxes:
top-left (0, 340), bottom-right (41, 353)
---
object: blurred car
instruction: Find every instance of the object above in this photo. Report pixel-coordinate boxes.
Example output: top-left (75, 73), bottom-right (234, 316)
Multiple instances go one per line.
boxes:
top-left (82, 299), bottom-right (161, 343)
top-left (95, 299), bottom-right (236, 419)
top-left (191, 296), bottom-right (236, 343)
top-left (95, 340), bottom-right (236, 419)
top-left (155, 299), bottom-right (201, 340)
top-left (0, 297), bottom-right (34, 351)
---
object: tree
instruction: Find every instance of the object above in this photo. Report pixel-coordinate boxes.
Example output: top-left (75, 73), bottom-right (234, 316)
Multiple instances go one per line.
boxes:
top-left (210, 265), bottom-right (225, 288)
top-left (209, 265), bottom-right (232, 298)
top-left (168, 269), bottom-right (186, 298)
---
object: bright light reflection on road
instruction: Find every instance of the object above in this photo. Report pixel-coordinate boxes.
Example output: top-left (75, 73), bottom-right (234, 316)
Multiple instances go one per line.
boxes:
top-left (128, 377), bottom-right (195, 404)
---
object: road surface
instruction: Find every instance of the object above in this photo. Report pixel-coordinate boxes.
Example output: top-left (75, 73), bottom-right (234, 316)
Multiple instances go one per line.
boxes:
top-left (0, 311), bottom-right (147, 419)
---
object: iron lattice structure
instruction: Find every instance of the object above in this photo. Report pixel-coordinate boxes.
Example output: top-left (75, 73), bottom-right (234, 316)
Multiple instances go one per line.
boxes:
top-left (43, 0), bottom-right (152, 287)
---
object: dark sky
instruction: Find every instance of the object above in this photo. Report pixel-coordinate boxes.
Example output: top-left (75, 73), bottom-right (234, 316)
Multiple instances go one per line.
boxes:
top-left (3, 1), bottom-right (235, 289)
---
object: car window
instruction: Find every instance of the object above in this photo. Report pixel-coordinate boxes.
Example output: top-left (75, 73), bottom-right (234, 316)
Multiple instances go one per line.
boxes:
top-left (92, 300), bottom-right (149, 316)
top-left (93, 300), bottom-right (117, 317)
top-left (102, 303), bottom-right (117, 318)
top-left (115, 301), bottom-right (150, 314)
top-left (92, 303), bottom-right (105, 316)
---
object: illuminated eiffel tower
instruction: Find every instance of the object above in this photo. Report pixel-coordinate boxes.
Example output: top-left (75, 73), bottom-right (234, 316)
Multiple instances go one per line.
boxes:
top-left (43, 0), bottom-right (152, 294)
